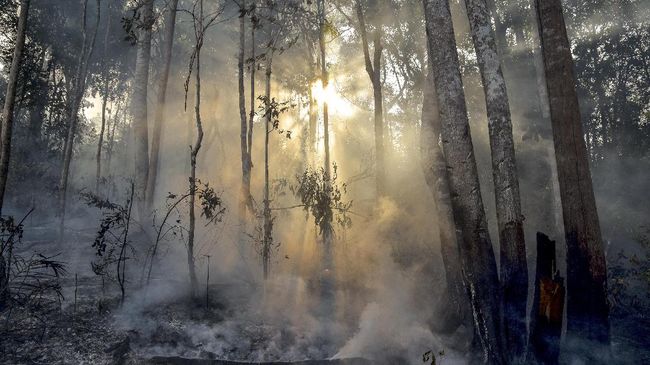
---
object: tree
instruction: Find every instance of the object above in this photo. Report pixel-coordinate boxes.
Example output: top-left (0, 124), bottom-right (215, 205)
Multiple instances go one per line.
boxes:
top-left (131, 0), bottom-right (154, 219)
top-left (534, 0), bottom-right (610, 359)
top-left (463, 0), bottom-right (528, 359)
top-left (96, 0), bottom-right (114, 193)
top-left (354, 0), bottom-right (385, 198)
top-left (146, 0), bottom-right (180, 211)
top-left (420, 70), bottom-right (472, 333)
top-left (59, 0), bottom-right (101, 238)
top-left (184, 0), bottom-right (221, 297)
top-left (238, 0), bottom-right (254, 220)
top-left (423, 0), bottom-right (505, 362)
top-left (0, 0), bottom-right (30, 215)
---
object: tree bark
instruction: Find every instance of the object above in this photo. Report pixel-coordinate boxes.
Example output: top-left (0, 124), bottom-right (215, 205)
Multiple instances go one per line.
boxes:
top-left (423, 0), bottom-right (505, 363)
top-left (0, 0), bottom-right (30, 215)
top-left (420, 71), bottom-right (472, 332)
top-left (132, 0), bottom-right (154, 219)
top-left (355, 1), bottom-right (385, 198)
top-left (463, 0), bottom-right (528, 360)
top-left (59, 0), bottom-right (101, 239)
top-left (534, 0), bottom-right (610, 358)
top-left (146, 0), bottom-right (179, 211)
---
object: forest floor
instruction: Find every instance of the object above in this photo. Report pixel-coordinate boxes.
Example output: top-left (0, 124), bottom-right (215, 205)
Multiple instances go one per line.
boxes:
top-left (1, 223), bottom-right (650, 364)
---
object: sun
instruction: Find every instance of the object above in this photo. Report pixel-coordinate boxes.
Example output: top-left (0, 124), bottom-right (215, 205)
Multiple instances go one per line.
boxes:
top-left (311, 79), bottom-right (355, 118)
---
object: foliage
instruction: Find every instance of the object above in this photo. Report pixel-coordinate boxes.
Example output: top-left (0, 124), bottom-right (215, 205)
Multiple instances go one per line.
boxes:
top-left (292, 163), bottom-right (352, 234)
top-left (257, 95), bottom-right (295, 138)
top-left (0, 211), bottom-right (66, 319)
top-left (608, 226), bottom-right (650, 315)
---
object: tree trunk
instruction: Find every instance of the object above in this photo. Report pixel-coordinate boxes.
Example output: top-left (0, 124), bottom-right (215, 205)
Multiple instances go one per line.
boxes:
top-left (528, 232), bottom-right (564, 365)
top-left (0, 0), bottom-right (30, 215)
top-left (262, 58), bottom-right (272, 279)
top-left (96, 1), bottom-right (112, 193)
top-left (146, 0), bottom-right (178, 211)
top-left (423, 0), bottom-right (504, 363)
top-left (534, 0), bottom-right (610, 358)
top-left (132, 0), bottom-right (154, 219)
top-left (59, 0), bottom-right (101, 239)
top-left (420, 71), bottom-right (472, 332)
top-left (239, 1), bottom-right (253, 223)
top-left (187, 3), bottom-right (205, 297)
top-left (463, 0), bottom-right (528, 360)
top-left (318, 0), bottom-right (334, 311)
top-left (355, 2), bottom-right (385, 198)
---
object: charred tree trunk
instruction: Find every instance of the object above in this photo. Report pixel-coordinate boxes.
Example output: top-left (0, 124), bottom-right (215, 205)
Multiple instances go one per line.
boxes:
top-left (464, 0), bottom-right (528, 360)
top-left (132, 0), bottom-right (154, 219)
top-left (420, 71), bottom-right (472, 332)
top-left (423, 0), bottom-right (504, 363)
top-left (534, 0), bottom-right (610, 358)
top-left (528, 232), bottom-right (564, 365)
top-left (59, 0), bottom-right (101, 239)
top-left (355, 1), bottom-right (385, 198)
top-left (146, 0), bottom-right (179, 211)
top-left (0, 0), bottom-right (30, 215)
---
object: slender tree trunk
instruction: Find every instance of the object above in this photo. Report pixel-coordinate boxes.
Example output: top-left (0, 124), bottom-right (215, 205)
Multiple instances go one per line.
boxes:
top-left (0, 0), bottom-right (30, 215)
top-left (420, 71), bottom-right (472, 332)
top-left (464, 0), bottom-right (528, 360)
top-left (132, 0), bottom-right (154, 219)
top-left (317, 0), bottom-right (334, 314)
top-left (423, 0), bottom-right (505, 363)
top-left (146, 0), bottom-right (178, 211)
top-left (239, 1), bottom-right (253, 222)
top-left (534, 0), bottom-right (610, 358)
top-left (105, 99), bottom-right (121, 188)
top-left (59, 0), bottom-right (101, 239)
top-left (262, 58), bottom-right (272, 279)
top-left (187, 4), bottom-right (205, 297)
top-left (96, 2), bottom-right (112, 193)
top-left (247, 7), bottom-right (255, 173)
top-left (355, 1), bottom-right (385, 198)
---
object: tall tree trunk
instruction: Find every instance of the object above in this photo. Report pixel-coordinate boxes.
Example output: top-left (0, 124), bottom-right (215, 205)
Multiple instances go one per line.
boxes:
top-left (187, 2), bottom-right (205, 297)
top-left (420, 71), bottom-right (472, 332)
top-left (464, 0), bottom-right (528, 360)
top-left (318, 0), bottom-right (334, 311)
top-left (239, 1), bottom-right (253, 222)
top-left (0, 0), bottom-right (30, 215)
top-left (355, 1), bottom-right (385, 198)
top-left (146, 0), bottom-right (178, 211)
top-left (0, 0), bottom-right (30, 310)
top-left (262, 57), bottom-right (272, 279)
top-left (96, 1), bottom-right (112, 193)
top-left (247, 6), bottom-right (255, 175)
top-left (423, 0), bottom-right (505, 363)
top-left (132, 0), bottom-right (154, 219)
top-left (59, 0), bottom-right (101, 239)
top-left (534, 0), bottom-right (610, 358)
